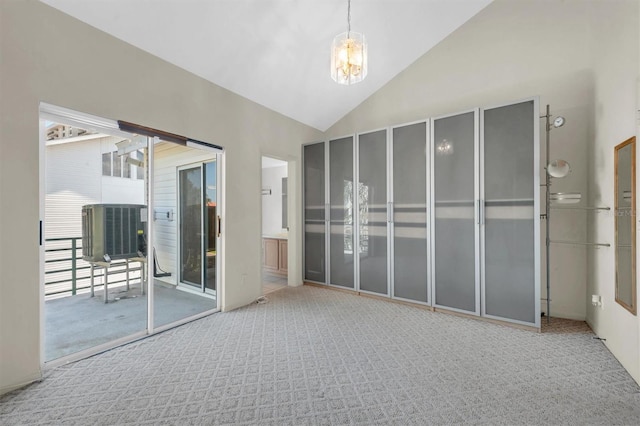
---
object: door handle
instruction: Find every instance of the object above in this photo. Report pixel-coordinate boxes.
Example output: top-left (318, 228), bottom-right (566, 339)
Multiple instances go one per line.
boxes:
top-left (217, 215), bottom-right (221, 238)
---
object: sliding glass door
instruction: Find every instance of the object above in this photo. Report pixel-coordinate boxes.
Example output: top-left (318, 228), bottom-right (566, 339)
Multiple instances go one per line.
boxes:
top-left (41, 104), bottom-right (227, 366)
top-left (153, 142), bottom-right (219, 329)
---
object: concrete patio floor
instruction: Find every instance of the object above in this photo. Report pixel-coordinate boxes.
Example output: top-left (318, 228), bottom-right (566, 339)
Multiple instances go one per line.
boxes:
top-left (45, 280), bottom-right (217, 361)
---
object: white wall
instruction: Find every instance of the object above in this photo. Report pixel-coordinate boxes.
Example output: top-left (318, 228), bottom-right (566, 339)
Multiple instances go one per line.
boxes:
top-left (586, 0), bottom-right (640, 384)
top-left (326, 0), bottom-right (593, 321)
top-left (0, 1), bottom-right (321, 394)
top-left (262, 165), bottom-right (288, 236)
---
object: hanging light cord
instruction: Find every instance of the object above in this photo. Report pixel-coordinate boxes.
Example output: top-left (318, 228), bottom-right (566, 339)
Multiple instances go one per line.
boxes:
top-left (347, 0), bottom-right (351, 37)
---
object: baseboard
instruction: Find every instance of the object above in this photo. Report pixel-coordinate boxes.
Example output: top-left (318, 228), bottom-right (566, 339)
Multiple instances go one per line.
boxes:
top-left (304, 282), bottom-right (540, 332)
top-left (549, 312), bottom-right (586, 321)
top-left (0, 372), bottom-right (42, 396)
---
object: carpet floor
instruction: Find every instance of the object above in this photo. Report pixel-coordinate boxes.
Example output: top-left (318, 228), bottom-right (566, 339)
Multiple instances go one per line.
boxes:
top-left (1, 285), bottom-right (639, 425)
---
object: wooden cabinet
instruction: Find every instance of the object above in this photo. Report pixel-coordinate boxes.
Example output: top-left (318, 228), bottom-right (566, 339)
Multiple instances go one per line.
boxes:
top-left (263, 239), bottom-right (279, 272)
top-left (278, 240), bottom-right (288, 273)
top-left (263, 238), bottom-right (287, 275)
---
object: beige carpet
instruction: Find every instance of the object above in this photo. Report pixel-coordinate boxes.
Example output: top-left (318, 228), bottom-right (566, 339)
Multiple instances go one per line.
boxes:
top-left (1, 285), bottom-right (639, 425)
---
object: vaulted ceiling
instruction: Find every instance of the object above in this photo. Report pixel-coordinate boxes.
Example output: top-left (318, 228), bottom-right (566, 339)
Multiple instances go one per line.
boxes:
top-left (40, 0), bottom-right (492, 131)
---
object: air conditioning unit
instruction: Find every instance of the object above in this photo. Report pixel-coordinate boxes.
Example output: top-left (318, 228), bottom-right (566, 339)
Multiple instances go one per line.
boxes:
top-left (82, 204), bottom-right (147, 263)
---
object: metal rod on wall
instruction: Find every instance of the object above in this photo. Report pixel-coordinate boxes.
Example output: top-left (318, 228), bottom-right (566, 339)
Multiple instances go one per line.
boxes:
top-left (544, 105), bottom-right (551, 324)
top-left (551, 240), bottom-right (611, 247)
top-left (550, 206), bottom-right (610, 211)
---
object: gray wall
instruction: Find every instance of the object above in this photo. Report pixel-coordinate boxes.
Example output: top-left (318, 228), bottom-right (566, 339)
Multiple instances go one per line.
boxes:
top-left (0, 1), bottom-right (321, 394)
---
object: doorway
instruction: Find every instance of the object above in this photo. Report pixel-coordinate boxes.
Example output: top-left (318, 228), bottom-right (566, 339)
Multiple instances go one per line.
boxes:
top-left (261, 156), bottom-right (288, 294)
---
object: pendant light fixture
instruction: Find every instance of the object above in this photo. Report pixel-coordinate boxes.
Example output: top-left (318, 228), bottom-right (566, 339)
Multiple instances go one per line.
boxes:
top-left (331, 0), bottom-right (367, 85)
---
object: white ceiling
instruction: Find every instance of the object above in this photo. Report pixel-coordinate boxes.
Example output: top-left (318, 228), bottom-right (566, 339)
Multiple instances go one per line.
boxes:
top-left (41, 0), bottom-right (492, 131)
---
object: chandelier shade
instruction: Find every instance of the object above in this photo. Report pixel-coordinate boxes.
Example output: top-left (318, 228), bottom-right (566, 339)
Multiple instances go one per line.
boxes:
top-left (331, 31), bottom-right (368, 85)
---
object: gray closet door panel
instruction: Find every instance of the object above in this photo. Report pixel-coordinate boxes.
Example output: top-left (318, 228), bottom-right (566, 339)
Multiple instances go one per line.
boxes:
top-left (433, 112), bottom-right (477, 313)
top-left (393, 235), bottom-right (429, 302)
top-left (358, 130), bottom-right (388, 295)
top-left (483, 100), bottom-right (536, 324)
top-left (392, 122), bottom-right (428, 303)
top-left (304, 232), bottom-right (325, 282)
top-left (484, 219), bottom-right (535, 323)
top-left (484, 102), bottom-right (535, 200)
top-left (330, 136), bottom-right (355, 288)
top-left (359, 235), bottom-right (387, 294)
top-left (303, 142), bottom-right (326, 283)
top-left (434, 219), bottom-right (476, 312)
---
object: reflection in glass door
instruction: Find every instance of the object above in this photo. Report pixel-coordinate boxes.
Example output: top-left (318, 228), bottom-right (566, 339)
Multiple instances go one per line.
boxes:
top-left (204, 161), bottom-right (217, 292)
top-left (154, 144), bottom-right (219, 330)
top-left (178, 161), bottom-right (217, 293)
top-left (179, 166), bottom-right (203, 288)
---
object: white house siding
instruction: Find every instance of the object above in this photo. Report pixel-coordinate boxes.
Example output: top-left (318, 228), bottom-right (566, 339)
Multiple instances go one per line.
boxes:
top-left (45, 135), bottom-right (144, 297)
top-left (45, 140), bottom-right (102, 240)
top-left (153, 141), bottom-right (217, 285)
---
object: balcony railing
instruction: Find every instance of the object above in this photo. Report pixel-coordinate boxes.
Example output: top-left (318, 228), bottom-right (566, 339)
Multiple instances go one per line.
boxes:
top-left (45, 237), bottom-right (143, 298)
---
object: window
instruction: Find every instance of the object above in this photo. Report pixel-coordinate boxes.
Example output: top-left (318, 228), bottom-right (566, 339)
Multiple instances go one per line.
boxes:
top-left (102, 151), bottom-right (135, 179)
top-left (112, 151), bottom-right (122, 177)
top-left (102, 152), bottom-right (112, 176)
top-left (135, 150), bottom-right (144, 180)
top-left (122, 154), bottom-right (131, 178)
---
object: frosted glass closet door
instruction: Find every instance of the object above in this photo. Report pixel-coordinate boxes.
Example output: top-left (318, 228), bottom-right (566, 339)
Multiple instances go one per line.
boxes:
top-left (392, 123), bottom-right (428, 303)
top-left (329, 136), bottom-right (355, 288)
top-left (303, 142), bottom-right (326, 283)
top-left (482, 100), bottom-right (538, 325)
top-left (432, 112), bottom-right (478, 314)
top-left (358, 130), bottom-right (388, 295)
